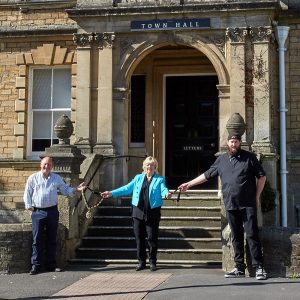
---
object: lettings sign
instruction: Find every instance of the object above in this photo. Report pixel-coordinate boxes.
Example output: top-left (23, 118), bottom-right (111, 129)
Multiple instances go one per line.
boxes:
top-left (131, 18), bottom-right (210, 31)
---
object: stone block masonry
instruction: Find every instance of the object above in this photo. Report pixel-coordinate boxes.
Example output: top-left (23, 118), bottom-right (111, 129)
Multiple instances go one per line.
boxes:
top-left (0, 223), bottom-right (32, 274)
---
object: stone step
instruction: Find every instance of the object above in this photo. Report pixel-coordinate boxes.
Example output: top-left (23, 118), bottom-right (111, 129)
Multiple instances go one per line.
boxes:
top-left (87, 226), bottom-right (221, 238)
top-left (76, 247), bottom-right (223, 261)
top-left (73, 190), bottom-right (222, 267)
top-left (106, 190), bottom-right (221, 207)
top-left (81, 236), bottom-right (222, 249)
top-left (68, 258), bottom-right (222, 267)
top-left (92, 215), bottom-right (221, 227)
top-left (97, 206), bottom-right (221, 217)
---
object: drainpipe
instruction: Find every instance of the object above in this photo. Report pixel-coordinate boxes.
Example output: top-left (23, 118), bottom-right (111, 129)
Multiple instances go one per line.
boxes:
top-left (275, 26), bottom-right (289, 227)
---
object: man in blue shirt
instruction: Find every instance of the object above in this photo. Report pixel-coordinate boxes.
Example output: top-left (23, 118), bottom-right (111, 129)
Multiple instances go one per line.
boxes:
top-left (178, 135), bottom-right (267, 280)
top-left (24, 156), bottom-right (85, 275)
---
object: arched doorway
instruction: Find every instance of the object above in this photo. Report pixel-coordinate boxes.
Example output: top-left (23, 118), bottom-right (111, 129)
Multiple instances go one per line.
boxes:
top-left (129, 45), bottom-right (219, 189)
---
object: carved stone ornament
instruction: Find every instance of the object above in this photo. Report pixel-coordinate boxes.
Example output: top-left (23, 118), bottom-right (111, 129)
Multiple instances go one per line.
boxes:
top-left (249, 26), bottom-right (273, 43)
top-left (94, 32), bottom-right (115, 49)
top-left (54, 115), bottom-right (74, 145)
top-left (226, 113), bottom-right (246, 138)
top-left (226, 27), bottom-right (248, 43)
top-left (73, 33), bottom-right (94, 47)
top-left (207, 34), bottom-right (226, 56)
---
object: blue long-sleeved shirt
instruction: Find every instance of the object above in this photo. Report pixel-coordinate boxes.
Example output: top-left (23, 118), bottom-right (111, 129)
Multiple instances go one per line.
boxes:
top-left (23, 171), bottom-right (75, 209)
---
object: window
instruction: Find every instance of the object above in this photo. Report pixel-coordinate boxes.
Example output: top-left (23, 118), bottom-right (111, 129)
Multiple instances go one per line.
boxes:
top-left (28, 67), bottom-right (71, 158)
top-left (130, 75), bottom-right (146, 146)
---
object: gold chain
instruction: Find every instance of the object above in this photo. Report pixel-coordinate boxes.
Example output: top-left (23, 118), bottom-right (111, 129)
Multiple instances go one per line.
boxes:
top-left (81, 189), bottom-right (104, 218)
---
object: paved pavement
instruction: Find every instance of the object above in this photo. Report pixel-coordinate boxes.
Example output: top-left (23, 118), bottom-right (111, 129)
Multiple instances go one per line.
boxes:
top-left (1, 264), bottom-right (300, 300)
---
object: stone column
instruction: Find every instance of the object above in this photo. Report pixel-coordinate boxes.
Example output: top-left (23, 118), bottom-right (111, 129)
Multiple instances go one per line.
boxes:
top-left (73, 33), bottom-right (94, 153)
top-left (217, 84), bottom-right (230, 152)
top-left (250, 27), bottom-right (279, 226)
top-left (93, 32), bottom-right (116, 155)
top-left (226, 28), bottom-right (249, 148)
top-left (250, 27), bottom-right (275, 154)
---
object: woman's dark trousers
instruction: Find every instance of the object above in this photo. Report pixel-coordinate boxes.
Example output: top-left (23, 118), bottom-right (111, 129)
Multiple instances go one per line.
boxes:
top-left (133, 217), bottom-right (160, 265)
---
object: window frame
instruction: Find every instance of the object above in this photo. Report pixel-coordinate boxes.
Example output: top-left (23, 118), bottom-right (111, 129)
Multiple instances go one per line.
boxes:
top-left (27, 66), bottom-right (71, 159)
top-left (129, 74), bottom-right (146, 148)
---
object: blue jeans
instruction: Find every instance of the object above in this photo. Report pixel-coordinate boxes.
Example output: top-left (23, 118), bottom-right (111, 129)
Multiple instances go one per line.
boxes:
top-left (31, 207), bottom-right (59, 269)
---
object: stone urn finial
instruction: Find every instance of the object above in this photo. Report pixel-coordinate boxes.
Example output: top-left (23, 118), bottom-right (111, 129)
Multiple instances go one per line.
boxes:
top-left (54, 115), bottom-right (73, 145)
top-left (226, 113), bottom-right (246, 138)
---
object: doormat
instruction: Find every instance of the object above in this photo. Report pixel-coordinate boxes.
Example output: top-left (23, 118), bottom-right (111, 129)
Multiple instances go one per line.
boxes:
top-left (50, 272), bottom-right (172, 299)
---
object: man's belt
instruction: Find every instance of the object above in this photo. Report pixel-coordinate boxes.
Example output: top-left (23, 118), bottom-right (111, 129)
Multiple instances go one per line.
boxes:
top-left (33, 205), bottom-right (57, 211)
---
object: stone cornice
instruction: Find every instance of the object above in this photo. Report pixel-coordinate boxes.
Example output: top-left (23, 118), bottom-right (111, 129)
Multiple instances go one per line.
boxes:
top-left (0, 0), bottom-right (76, 10)
top-left (0, 159), bottom-right (39, 170)
top-left (0, 25), bottom-right (77, 38)
top-left (67, 1), bottom-right (280, 18)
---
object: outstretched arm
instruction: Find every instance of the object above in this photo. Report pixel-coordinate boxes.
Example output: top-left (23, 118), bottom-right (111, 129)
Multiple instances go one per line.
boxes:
top-left (178, 173), bottom-right (207, 192)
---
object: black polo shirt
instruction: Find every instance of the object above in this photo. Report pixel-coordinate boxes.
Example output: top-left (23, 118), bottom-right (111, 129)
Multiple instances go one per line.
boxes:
top-left (204, 149), bottom-right (266, 210)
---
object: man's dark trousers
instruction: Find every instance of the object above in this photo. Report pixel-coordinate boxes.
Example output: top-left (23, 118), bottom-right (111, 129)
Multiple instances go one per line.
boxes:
top-left (227, 207), bottom-right (263, 270)
top-left (31, 207), bottom-right (59, 269)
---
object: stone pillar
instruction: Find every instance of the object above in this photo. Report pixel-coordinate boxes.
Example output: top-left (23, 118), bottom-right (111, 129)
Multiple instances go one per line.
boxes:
top-left (250, 27), bottom-right (279, 226)
top-left (42, 115), bottom-right (85, 266)
top-left (226, 27), bottom-right (249, 149)
top-left (250, 27), bottom-right (275, 154)
top-left (73, 33), bottom-right (93, 153)
top-left (217, 84), bottom-right (230, 151)
top-left (93, 32), bottom-right (116, 155)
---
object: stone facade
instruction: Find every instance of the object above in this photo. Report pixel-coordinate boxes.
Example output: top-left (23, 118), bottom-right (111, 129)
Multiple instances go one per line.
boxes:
top-left (0, 0), bottom-right (300, 273)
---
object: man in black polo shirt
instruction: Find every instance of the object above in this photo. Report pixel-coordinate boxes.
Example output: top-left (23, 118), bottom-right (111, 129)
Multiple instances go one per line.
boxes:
top-left (178, 134), bottom-right (267, 280)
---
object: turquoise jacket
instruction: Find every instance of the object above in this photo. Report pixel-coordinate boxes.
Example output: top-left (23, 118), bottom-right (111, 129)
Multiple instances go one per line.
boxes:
top-left (111, 173), bottom-right (169, 209)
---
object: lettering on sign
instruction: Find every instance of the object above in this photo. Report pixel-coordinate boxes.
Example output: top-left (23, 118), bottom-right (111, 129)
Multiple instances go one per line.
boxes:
top-left (182, 146), bottom-right (203, 151)
top-left (131, 18), bottom-right (210, 31)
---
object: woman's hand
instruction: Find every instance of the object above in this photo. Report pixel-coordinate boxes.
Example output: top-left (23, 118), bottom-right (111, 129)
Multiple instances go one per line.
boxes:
top-left (165, 192), bottom-right (172, 199)
top-left (101, 191), bottom-right (112, 198)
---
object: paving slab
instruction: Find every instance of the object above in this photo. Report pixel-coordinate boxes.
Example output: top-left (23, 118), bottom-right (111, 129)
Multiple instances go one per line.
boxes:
top-left (50, 272), bottom-right (171, 300)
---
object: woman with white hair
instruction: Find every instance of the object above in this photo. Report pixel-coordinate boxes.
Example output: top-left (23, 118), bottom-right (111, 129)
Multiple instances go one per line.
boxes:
top-left (102, 156), bottom-right (171, 271)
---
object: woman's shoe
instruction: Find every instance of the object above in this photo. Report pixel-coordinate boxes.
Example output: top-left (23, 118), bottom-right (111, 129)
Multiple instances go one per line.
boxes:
top-left (135, 262), bottom-right (146, 271)
top-left (150, 263), bottom-right (157, 272)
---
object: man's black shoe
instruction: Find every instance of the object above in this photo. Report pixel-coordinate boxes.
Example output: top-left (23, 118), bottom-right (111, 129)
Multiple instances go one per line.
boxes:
top-left (135, 263), bottom-right (146, 271)
top-left (150, 263), bottom-right (157, 272)
top-left (29, 266), bottom-right (39, 275)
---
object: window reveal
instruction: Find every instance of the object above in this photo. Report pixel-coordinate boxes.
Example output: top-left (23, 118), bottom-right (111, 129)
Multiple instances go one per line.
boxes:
top-left (30, 67), bottom-right (71, 153)
top-left (130, 75), bottom-right (146, 144)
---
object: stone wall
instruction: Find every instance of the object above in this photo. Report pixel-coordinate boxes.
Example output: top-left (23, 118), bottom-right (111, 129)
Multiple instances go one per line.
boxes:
top-left (223, 226), bottom-right (300, 277)
top-left (261, 227), bottom-right (300, 277)
top-left (275, 5), bottom-right (300, 225)
top-left (0, 224), bottom-right (32, 274)
top-left (0, 1), bottom-right (76, 191)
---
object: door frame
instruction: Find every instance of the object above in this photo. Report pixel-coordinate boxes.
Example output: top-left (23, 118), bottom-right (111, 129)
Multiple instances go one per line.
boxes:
top-left (162, 73), bottom-right (218, 177)
top-left (151, 63), bottom-right (218, 176)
